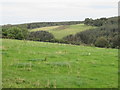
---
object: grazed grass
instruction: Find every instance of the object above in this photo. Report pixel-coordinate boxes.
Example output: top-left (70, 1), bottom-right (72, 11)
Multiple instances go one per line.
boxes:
top-left (30, 24), bottom-right (96, 39)
top-left (2, 39), bottom-right (118, 88)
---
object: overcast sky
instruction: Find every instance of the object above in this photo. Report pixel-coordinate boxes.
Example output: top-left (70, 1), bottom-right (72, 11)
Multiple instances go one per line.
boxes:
top-left (0, 0), bottom-right (119, 25)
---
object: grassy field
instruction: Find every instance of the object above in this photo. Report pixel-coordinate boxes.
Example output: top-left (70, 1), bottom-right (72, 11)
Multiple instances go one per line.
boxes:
top-left (30, 24), bottom-right (96, 39)
top-left (2, 39), bottom-right (118, 88)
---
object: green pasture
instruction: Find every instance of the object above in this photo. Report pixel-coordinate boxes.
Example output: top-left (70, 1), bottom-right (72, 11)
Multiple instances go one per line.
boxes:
top-left (30, 24), bottom-right (96, 39)
top-left (2, 39), bottom-right (118, 88)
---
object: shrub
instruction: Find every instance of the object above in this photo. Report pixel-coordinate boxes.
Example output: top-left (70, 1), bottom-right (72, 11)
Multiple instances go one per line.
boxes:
top-left (95, 37), bottom-right (109, 48)
top-left (111, 36), bottom-right (119, 48)
top-left (2, 26), bottom-right (28, 40)
top-left (28, 31), bottom-right (54, 41)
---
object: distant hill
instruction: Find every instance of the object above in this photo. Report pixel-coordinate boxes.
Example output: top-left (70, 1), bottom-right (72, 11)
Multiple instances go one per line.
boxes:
top-left (30, 24), bottom-right (96, 39)
top-left (2, 21), bottom-right (83, 29)
top-left (2, 16), bottom-right (119, 48)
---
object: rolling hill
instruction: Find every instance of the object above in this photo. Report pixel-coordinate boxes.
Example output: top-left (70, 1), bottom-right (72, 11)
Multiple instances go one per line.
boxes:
top-left (1, 16), bottom-right (118, 88)
top-left (2, 39), bottom-right (118, 88)
top-left (30, 24), bottom-right (96, 39)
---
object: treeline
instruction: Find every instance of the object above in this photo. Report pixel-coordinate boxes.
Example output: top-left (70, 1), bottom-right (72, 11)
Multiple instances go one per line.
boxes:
top-left (84, 17), bottom-right (118, 27)
top-left (84, 18), bottom-right (107, 26)
top-left (63, 16), bottom-right (119, 48)
top-left (2, 26), bottom-right (55, 42)
top-left (1, 26), bottom-right (68, 43)
top-left (1, 21), bottom-right (82, 42)
top-left (2, 21), bottom-right (82, 29)
top-left (2, 26), bottom-right (28, 40)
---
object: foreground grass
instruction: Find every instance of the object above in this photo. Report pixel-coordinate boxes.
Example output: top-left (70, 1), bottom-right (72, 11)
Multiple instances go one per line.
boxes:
top-left (2, 39), bottom-right (118, 88)
top-left (30, 24), bottom-right (96, 39)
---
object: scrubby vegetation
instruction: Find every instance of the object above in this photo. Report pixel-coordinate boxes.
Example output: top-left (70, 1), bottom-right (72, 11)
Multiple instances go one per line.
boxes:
top-left (2, 26), bottom-right (28, 40)
top-left (64, 17), bottom-right (119, 48)
top-left (95, 37), bottom-right (109, 48)
top-left (28, 31), bottom-right (54, 41)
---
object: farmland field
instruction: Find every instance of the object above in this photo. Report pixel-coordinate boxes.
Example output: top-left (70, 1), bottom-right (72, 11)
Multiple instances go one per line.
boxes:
top-left (30, 24), bottom-right (96, 39)
top-left (2, 39), bottom-right (118, 88)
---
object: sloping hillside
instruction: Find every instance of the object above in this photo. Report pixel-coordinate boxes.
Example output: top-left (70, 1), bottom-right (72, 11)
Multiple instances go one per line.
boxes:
top-left (2, 39), bottom-right (118, 88)
top-left (30, 24), bottom-right (96, 39)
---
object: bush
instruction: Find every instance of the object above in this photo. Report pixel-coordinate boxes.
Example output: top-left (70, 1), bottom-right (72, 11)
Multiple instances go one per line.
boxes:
top-left (95, 37), bottom-right (109, 48)
top-left (111, 36), bottom-right (119, 48)
top-left (28, 31), bottom-right (54, 41)
top-left (3, 27), bottom-right (29, 40)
